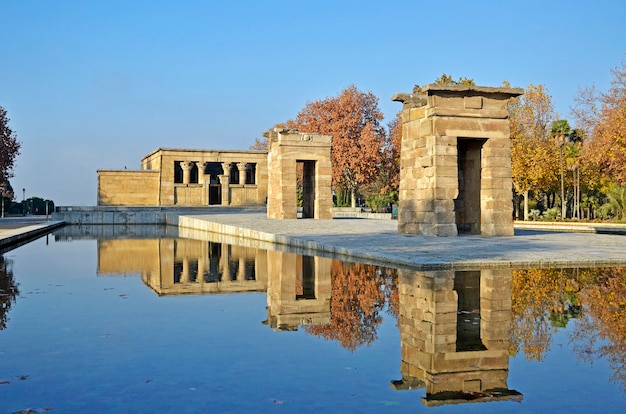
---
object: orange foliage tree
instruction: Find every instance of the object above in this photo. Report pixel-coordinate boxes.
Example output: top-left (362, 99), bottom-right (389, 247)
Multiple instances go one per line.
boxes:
top-left (285, 85), bottom-right (386, 208)
top-left (579, 61), bottom-right (626, 186)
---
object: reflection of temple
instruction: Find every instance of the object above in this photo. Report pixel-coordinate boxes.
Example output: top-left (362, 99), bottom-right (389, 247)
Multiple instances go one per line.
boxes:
top-left (97, 238), bottom-right (268, 295)
top-left (264, 250), bottom-right (331, 331)
top-left (392, 268), bottom-right (523, 406)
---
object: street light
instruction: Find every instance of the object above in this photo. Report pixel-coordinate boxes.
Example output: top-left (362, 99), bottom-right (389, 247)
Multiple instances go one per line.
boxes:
top-left (22, 188), bottom-right (25, 216)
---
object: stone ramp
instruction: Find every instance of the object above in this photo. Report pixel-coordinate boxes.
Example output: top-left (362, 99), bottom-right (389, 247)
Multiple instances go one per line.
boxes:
top-left (174, 213), bottom-right (626, 270)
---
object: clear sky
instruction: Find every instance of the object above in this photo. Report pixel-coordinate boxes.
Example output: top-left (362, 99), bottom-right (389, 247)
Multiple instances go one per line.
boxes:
top-left (1, 0), bottom-right (624, 205)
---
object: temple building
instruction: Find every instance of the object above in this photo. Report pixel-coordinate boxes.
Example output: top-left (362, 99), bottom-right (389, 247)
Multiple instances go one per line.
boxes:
top-left (97, 148), bottom-right (268, 207)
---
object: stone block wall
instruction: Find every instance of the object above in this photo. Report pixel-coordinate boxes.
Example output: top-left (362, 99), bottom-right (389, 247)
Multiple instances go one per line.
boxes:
top-left (98, 170), bottom-right (160, 206)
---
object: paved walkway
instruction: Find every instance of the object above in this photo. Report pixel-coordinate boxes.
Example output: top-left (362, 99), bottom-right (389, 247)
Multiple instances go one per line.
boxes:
top-left (0, 217), bottom-right (65, 251)
top-left (177, 213), bottom-right (626, 270)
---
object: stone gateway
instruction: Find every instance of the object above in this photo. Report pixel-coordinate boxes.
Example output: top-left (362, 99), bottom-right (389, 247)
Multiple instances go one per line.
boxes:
top-left (393, 84), bottom-right (523, 237)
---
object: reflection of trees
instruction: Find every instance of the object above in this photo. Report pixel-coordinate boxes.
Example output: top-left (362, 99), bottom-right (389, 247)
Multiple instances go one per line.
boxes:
top-left (304, 261), bottom-right (397, 351)
top-left (0, 255), bottom-right (18, 330)
top-left (511, 266), bottom-right (626, 390)
top-left (570, 267), bottom-right (626, 391)
top-left (511, 268), bottom-right (582, 361)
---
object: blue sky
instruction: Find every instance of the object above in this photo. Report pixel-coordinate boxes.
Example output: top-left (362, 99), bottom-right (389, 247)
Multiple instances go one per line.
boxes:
top-left (1, 0), bottom-right (624, 205)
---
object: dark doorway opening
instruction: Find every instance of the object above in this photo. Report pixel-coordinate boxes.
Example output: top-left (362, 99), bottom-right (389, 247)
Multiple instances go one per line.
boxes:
top-left (456, 138), bottom-right (486, 234)
top-left (298, 160), bottom-right (316, 218)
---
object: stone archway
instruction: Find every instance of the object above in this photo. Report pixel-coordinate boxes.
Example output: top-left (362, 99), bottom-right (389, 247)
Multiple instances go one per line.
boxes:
top-left (265, 128), bottom-right (333, 220)
top-left (392, 85), bottom-right (523, 236)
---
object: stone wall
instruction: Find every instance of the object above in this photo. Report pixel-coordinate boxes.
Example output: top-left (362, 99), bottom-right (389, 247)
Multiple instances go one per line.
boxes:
top-left (98, 170), bottom-right (160, 206)
top-left (393, 85), bottom-right (523, 236)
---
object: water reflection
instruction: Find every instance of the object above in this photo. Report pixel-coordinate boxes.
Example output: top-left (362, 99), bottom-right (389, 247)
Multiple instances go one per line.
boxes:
top-left (392, 268), bottom-right (523, 406)
top-left (0, 256), bottom-right (18, 330)
top-left (45, 226), bottom-right (626, 406)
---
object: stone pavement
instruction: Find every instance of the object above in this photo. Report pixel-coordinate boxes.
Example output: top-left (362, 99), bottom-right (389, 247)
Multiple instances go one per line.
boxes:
top-left (176, 212), bottom-right (626, 270)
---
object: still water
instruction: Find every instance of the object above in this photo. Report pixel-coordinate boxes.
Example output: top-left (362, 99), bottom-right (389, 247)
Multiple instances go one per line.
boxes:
top-left (1, 225), bottom-right (625, 413)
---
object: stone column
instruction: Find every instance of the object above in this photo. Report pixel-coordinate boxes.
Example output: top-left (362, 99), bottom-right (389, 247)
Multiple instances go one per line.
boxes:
top-left (238, 257), bottom-right (246, 281)
top-left (220, 162), bottom-right (230, 205)
top-left (198, 162), bottom-right (208, 183)
top-left (181, 258), bottom-right (190, 283)
top-left (237, 162), bottom-right (248, 185)
top-left (180, 161), bottom-right (192, 185)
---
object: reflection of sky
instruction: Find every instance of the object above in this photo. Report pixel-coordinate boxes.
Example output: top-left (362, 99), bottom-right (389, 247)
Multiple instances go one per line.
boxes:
top-left (0, 234), bottom-right (625, 413)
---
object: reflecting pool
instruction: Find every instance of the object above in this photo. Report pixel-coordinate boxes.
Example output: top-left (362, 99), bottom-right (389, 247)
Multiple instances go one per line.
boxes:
top-left (1, 226), bottom-right (625, 413)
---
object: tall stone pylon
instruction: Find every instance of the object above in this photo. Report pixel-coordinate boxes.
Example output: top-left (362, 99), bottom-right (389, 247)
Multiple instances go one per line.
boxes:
top-left (392, 84), bottom-right (523, 236)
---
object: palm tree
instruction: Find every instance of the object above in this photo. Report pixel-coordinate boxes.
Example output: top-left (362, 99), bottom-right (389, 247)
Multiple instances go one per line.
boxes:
top-left (550, 120), bottom-right (578, 219)
top-left (600, 185), bottom-right (626, 221)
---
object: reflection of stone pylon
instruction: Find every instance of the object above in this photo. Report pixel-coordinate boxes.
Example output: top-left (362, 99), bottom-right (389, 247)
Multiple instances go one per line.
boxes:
top-left (264, 250), bottom-right (331, 331)
top-left (391, 268), bottom-right (523, 406)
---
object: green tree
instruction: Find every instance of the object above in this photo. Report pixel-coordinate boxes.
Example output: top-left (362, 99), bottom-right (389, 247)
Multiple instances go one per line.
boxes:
top-left (0, 106), bottom-right (21, 184)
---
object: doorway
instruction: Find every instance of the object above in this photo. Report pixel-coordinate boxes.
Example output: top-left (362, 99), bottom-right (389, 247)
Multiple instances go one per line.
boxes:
top-left (456, 138), bottom-right (486, 234)
top-left (298, 160), bottom-right (316, 219)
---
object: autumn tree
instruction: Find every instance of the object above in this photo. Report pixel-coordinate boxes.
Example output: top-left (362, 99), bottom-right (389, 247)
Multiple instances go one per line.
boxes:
top-left (248, 137), bottom-right (268, 151)
top-left (571, 60), bottom-right (626, 219)
top-left (285, 85), bottom-right (386, 208)
top-left (580, 61), bottom-right (626, 185)
top-left (508, 84), bottom-right (559, 220)
top-left (0, 106), bottom-right (21, 186)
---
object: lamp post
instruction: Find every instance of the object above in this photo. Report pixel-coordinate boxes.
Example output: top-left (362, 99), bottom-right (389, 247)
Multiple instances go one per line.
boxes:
top-left (22, 188), bottom-right (25, 216)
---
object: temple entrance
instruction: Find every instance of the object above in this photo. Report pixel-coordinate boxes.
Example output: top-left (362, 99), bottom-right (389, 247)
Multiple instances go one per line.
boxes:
top-left (208, 184), bottom-right (221, 205)
top-left (456, 138), bottom-right (486, 234)
top-left (204, 162), bottom-right (224, 205)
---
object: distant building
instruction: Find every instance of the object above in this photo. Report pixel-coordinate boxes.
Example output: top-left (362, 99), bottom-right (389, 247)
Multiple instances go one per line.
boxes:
top-left (97, 148), bottom-right (268, 206)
